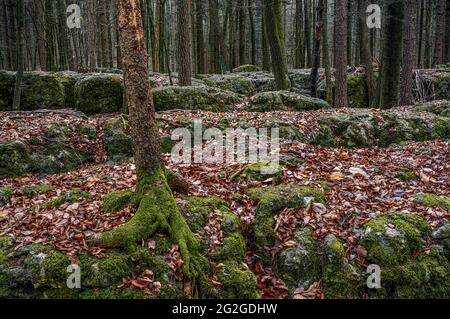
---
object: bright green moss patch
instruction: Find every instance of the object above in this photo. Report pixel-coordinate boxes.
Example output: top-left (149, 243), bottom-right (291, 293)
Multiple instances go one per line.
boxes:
top-left (396, 169), bottom-right (419, 181)
top-left (0, 140), bottom-right (31, 179)
top-left (414, 193), bottom-right (450, 211)
top-left (21, 185), bottom-right (54, 198)
top-left (102, 189), bottom-right (133, 213)
top-left (43, 188), bottom-right (91, 209)
top-left (322, 261), bottom-right (362, 299)
top-left (217, 261), bottom-right (259, 299)
top-left (232, 162), bottom-right (284, 184)
top-left (232, 64), bottom-right (262, 73)
top-left (0, 187), bottom-right (13, 206)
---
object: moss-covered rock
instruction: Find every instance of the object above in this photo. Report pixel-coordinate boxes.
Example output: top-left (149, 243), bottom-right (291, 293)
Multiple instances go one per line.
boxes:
top-left (0, 141), bottom-right (31, 179)
top-left (20, 72), bottom-right (65, 110)
top-left (322, 234), bottom-right (362, 299)
top-left (21, 185), bottom-right (54, 198)
top-left (262, 118), bottom-right (306, 141)
top-left (103, 119), bottom-right (133, 161)
top-left (53, 71), bottom-right (81, 108)
top-left (0, 70), bottom-right (15, 111)
top-left (0, 188), bottom-right (13, 206)
top-left (314, 112), bottom-right (377, 148)
top-left (414, 193), bottom-right (450, 211)
top-left (42, 188), bottom-right (91, 208)
top-left (432, 222), bottom-right (450, 260)
top-left (288, 69), bottom-right (312, 91)
top-left (75, 74), bottom-right (123, 114)
top-left (232, 162), bottom-right (284, 184)
top-left (276, 227), bottom-right (321, 292)
top-left (102, 190), bottom-right (133, 213)
top-left (248, 91), bottom-right (329, 112)
top-left (347, 73), bottom-right (368, 108)
top-left (247, 185), bottom-right (325, 264)
top-left (217, 261), bottom-right (259, 299)
top-left (411, 100), bottom-right (450, 117)
top-left (153, 86), bottom-right (240, 112)
top-left (432, 72), bottom-right (450, 100)
top-left (232, 65), bottom-right (262, 73)
top-left (203, 75), bottom-right (256, 96)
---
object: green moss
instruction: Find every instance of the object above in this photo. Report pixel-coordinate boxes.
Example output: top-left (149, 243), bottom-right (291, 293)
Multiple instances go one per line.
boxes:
top-left (414, 193), bottom-right (450, 211)
top-left (249, 91), bottom-right (329, 112)
top-left (204, 75), bottom-right (256, 96)
top-left (217, 262), bottom-right (259, 299)
top-left (396, 169), bottom-right (419, 181)
top-left (78, 252), bottom-right (132, 287)
top-left (165, 169), bottom-right (189, 194)
top-left (212, 232), bottom-right (246, 262)
top-left (276, 227), bottom-right (321, 292)
top-left (232, 162), bottom-right (284, 184)
top-left (53, 71), bottom-right (80, 108)
top-left (322, 261), bottom-right (362, 299)
top-left (21, 185), bottom-right (54, 198)
top-left (0, 70), bottom-right (15, 111)
top-left (103, 119), bottom-right (133, 161)
top-left (433, 73), bottom-right (450, 100)
top-left (20, 72), bottom-right (65, 110)
top-left (153, 86), bottom-right (239, 112)
top-left (347, 74), bottom-right (368, 108)
top-left (0, 187), bottom-right (13, 206)
top-left (247, 185), bottom-right (325, 264)
top-left (76, 124), bottom-right (97, 140)
top-left (232, 64), bottom-right (262, 73)
top-left (75, 74), bottom-right (124, 114)
top-left (42, 188), bottom-right (91, 209)
top-left (360, 212), bottom-right (431, 266)
top-left (102, 189), bottom-right (133, 213)
top-left (0, 140), bottom-right (31, 179)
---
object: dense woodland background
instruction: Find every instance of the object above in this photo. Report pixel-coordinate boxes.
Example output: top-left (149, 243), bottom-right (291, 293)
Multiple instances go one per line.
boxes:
top-left (1, 0), bottom-right (450, 106)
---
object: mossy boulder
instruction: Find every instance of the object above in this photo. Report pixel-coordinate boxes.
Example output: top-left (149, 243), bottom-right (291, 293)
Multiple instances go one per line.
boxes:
top-left (102, 190), bottom-right (133, 213)
top-left (347, 73), bottom-right (369, 108)
top-left (276, 227), bottom-right (321, 292)
top-left (322, 234), bottom-right (362, 299)
top-left (232, 64), bottom-right (262, 73)
top-left (411, 100), bottom-right (450, 117)
top-left (78, 253), bottom-right (132, 287)
top-left (75, 74), bottom-right (123, 114)
top-left (20, 72), bottom-right (65, 110)
top-left (414, 193), bottom-right (450, 211)
top-left (0, 188), bottom-right (13, 206)
top-left (232, 162), bottom-right (284, 184)
top-left (42, 188), bottom-right (91, 208)
top-left (217, 261), bottom-right (259, 299)
top-left (432, 72), bottom-right (450, 100)
top-left (103, 119), bottom-right (133, 161)
top-left (53, 71), bottom-right (81, 108)
top-left (153, 86), bottom-right (240, 112)
top-left (247, 185), bottom-right (326, 264)
top-left (314, 112), bottom-right (377, 148)
top-left (203, 74), bottom-right (256, 96)
top-left (248, 91), bottom-right (329, 112)
top-left (0, 70), bottom-right (15, 111)
top-left (0, 141), bottom-right (31, 179)
top-left (262, 118), bottom-right (306, 141)
top-left (432, 222), bottom-right (450, 260)
top-left (288, 69), bottom-right (312, 91)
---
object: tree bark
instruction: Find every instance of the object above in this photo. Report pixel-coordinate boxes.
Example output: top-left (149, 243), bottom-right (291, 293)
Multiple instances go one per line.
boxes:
top-left (263, 0), bottom-right (291, 90)
top-left (304, 0), bottom-right (312, 67)
top-left (294, 0), bottom-right (304, 68)
top-left (176, 0), bottom-right (192, 85)
top-left (358, 0), bottom-right (375, 107)
top-left (400, 0), bottom-right (416, 106)
top-left (322, 0), bottom-right (333, 105)
top-left (195, 0), bottom-right (206, 74)
top-left (335, 0), bottom-right (348, 108)
top-left (433, 0), bottom-right (446, 66)
top-left (208, 0), bottom-right (221, 73)
top-left (311, 0), bottom-right (324, 97)
top-left (12, 0), bottom-right (24, 111)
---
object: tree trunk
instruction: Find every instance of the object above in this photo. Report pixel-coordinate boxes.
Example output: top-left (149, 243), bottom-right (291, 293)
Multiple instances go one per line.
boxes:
top-left (380, 0), bottom-right (404, 109)
top-left (262, 0), bottom-right (271, 71)
top-left (195, 0), bottom-right (206, 74)
top-left (322, 0), bottom-right (333, 105)
top-left (34, 0), bottom-right (46, 70)
top-left (176, 0), bottom-right (192, 86)
top-left (433, 0), bottom-right (446, 66)
top-left (445, 0), bottom-right (450, 62)
top-left (400, 0), bottom-right (416, 106)
top-left (335, 0), bottom-right (348, 108)
top-left (238, 0), bottom-right (247, 65)
top-left (294, 0), bottom-right (304, 68)
top-left (304, 0), bottom-right (312, 67)
top-left (12, 0), bottom-right (24, 111)
top-left (248, 0), bottom-right (256, 65)
top-left (263, 0), bottom-right (291, 90)
top-left (98, 0), bottom-right (201, 283)
top-left (208, 0), bottom-right (221, 73)
top-left (358, 0), bottom-right (375, 107)
top-left (311, 0), bottom-right (324, 97)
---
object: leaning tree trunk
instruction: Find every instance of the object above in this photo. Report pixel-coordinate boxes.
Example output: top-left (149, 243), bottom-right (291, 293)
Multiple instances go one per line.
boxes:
top-left (380, 0), bottom-right (404, 109)
top-left (263, 0), bottom-right (291, 90)
top-left (400, 0), bottom-right (416, 106)
top-left (12, 0), bottom-right (24, 111)
top-left (176, 0), bottom-right (192, 86)
top-left (95, 0), bottom-right (201, 282)
top-left (335, 0), bottom-right (348, 108)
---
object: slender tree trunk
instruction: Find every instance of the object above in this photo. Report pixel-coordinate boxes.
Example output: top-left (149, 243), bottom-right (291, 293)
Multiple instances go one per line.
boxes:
top-left (322, 0), bottom-right (332, 105)
top-left (263, 0), bottom-right (291, 90)
top-left (208, 0), bottom-right (220, 73)
top-left (358, 0), bottom-right (375, 107)
top-left (424, 0), bottom-right (432, 68)
top-left (195, 0), bottom-right (206, 74)
top-left (34, 0), bottom-right (45, 70)
top-left (400, 0), bottom-right (416, 106)
top-left (248, 0), bottom-right (256, 65)
top-left (380, 0), bottom-right (404, 108)
top-left (176, 0), bottom-right (192, 85)
top-left (238, 0), bottom-right (247, 65)
top-left (294, 0), bottom-right (304, 68)
top-left (417, 0), bottom-right (424, 68)
top-left (445, 0), bottom-right (450, 62)
top-left (433, 0), bottom-right (446, 66)
top-left (335, 0), bottom-right (348, 108)
top-left (304, 0), bottom-right (312, 67)
top-left (346, 0), bottom-right (352, 66)
top-left (311, 0), bottom-right (324, 97)
top-left (13, 0), bottom-right (24, 111)
top-left (262, 0), bottom-right (270, 71)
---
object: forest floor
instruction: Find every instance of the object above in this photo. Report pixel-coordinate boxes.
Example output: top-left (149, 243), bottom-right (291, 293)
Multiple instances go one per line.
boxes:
top-left (0, 108), bottom-right (449, 298)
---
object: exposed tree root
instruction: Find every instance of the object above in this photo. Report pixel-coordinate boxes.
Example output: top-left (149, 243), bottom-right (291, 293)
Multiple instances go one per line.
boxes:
top-left (91, 167), bottom-right (202, 280)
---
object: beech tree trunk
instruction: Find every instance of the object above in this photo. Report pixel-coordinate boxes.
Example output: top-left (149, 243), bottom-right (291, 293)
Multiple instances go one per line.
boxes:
top-left (12, 0), bottom-right (24, 111)
top-left (176, 0), bottom-right (192, 86)
top-left (311, 0), bottom-right (324, 97)
top-left (400, 0), bottom-right (416, 106)
top-left (433, 0), bottom-right (446, 66)
top-left (335, 0), bottom-right (348, 108)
